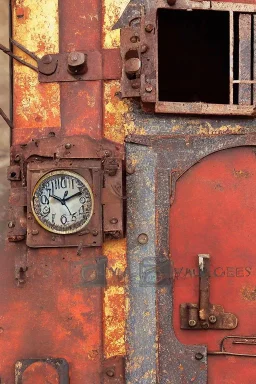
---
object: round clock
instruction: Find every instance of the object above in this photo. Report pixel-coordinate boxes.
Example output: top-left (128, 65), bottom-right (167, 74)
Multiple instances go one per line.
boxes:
top-left (31, 170), bottom-right (94, 234)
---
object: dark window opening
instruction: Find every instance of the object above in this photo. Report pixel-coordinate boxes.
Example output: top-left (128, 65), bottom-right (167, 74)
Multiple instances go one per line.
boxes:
top-left (158, 9), bottom-right (230, 104)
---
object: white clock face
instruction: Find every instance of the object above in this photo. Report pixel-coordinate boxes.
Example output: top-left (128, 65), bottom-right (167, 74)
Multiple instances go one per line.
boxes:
top-left (31, 170), bottom-right (94, 234)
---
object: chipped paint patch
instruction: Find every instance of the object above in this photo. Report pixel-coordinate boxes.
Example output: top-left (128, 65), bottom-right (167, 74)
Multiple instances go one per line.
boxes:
top-left (13, 0), bottom-right (60, 135)
top-left (198, 123), bottom-right (243, 135)
top-left (103, 0), bottom-right (129, 48)
top-left (104, 81), bottom-right (145, 143)
top-left (241, 286), bottom-right (256, 301)
top-left (103, 239), bottom-right (127, 358)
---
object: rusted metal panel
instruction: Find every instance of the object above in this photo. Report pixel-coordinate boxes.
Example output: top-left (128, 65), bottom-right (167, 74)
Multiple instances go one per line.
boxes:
top-left (126, 133), bottom-right (256, 383)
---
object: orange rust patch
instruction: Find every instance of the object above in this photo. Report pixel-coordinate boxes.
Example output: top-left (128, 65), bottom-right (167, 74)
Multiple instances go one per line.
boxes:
top-left (103, 238), bottom-right (127, 358)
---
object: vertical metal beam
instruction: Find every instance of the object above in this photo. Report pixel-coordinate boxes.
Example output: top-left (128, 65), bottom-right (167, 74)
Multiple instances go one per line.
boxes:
top-left (253, 15), bottom-right (256, 104)
top-left (239, 14), bottom-right (252, 105)
top-left (230, 11), bottom-right (234, 104)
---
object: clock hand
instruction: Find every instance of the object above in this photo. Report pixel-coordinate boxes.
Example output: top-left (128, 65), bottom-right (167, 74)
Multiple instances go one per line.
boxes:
top-left (49, 193), bottom-right (64, 204)
top-left (64, 191), bottom-right (82, 202)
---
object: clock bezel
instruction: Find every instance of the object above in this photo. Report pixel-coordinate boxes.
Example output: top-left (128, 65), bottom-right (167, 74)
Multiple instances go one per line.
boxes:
top-left (31, 169), bottom-right (94, 235)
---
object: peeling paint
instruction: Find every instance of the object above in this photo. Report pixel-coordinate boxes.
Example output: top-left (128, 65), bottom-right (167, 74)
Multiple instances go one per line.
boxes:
top-left (104, 81), bottom-right (145, 143)
top-left (103, 239), bottom-right (127, 358)
top-left (13, 0), bottom-right (60, 136)
top-left (103, 0), bottom-right (129, 48)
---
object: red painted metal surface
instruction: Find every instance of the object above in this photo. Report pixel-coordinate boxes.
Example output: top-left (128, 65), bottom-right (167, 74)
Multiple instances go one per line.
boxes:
top-left (171, 147), bottom-right (256, 383)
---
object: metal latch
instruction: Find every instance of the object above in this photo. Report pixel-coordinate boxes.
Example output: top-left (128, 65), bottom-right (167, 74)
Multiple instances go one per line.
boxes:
top-left (0, 39), bottom-right (122, 83)
top-left (180, 254), bottom-right (238, 330)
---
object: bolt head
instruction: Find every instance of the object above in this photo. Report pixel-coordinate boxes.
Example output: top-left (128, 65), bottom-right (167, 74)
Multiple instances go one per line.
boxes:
top-left (92, 230), bottom-right (99, 237)
top-left (195, 352), bottom-right (204, 361)
top-left (14, 155), bottom-right (21, 163)
top-left (8, 221), bottom-right (15, 228)
top-left (32, 229), bottom-right (39, 236)
top-left (65, 143), bottom-right (72, 150)
top-left (167, 0), bottom-right (177, 5)
top-left (145, 85), bottom-right (153, 93)
top-left (131, 80), bottom-right (140, 90)
top-left (126, 161), bottom-right (135, 174)
top-left (209, 315), bottom-right (217, 324)
top-left (110, 218), bottom-right (118, 225)
top-left (145, 24), bottom-right (154, 33)
top-left (105, 369), bottom-right (115, 378)
top-left (141, 44), bottom-right (149, 54)
top-left (188, 319), bottom-right (197, 327)
top-left (125, 58), bottom-right (141, 75)
top-left (130, 35), bottom-right (139, 43)
top-left (201, 322), bottom-right (209, 329)
top-left (104, 150), bottom-right (112, 157)
top-left (42, 54), bottom-right (53, 64)
top-left (138, 233), bottom-right (148, 245)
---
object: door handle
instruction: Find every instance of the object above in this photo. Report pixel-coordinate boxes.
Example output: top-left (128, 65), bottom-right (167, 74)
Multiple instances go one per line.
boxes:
top-left (180, 254), bottom-right (238, 330)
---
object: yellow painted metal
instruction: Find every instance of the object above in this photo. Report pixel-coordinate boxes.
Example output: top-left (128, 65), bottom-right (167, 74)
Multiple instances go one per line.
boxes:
top-left (103, 0), bottom-right (129, 49)
top-left (12, 0), bottom-right (60, 133)
top-left (103, 239), bottom-right (127, 358)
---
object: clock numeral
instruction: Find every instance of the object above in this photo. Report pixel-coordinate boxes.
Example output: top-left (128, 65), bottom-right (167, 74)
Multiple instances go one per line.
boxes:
top-left (60, 214), bottom-right (68, 225)
top-left (61, 177), bottom-right (67, 188)
top-left (54, 178), bottom-right (61, 190)
top-left (68, 178), bottom-right (75, 190)
top-left (40, 195), bottom-right (49, 205)
top-left (72, 212), bottom-right (77, 222)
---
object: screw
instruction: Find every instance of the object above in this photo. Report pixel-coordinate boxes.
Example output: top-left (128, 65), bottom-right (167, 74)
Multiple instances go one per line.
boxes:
top-left (188, 320), bottom-right (197, 327)
top-left (167, 0), bottom-right (177, 5)
top-left (209, 315), bottom-right (217, 324)
top-left (195, 352), bottom-right (204, 361)
top-left (145, 85), bottom-right (153, 93)
top-left (126, 161), bottom-right (135, 175)
top-left (92, 230), bottom-right (99, 237)
top-left (141, 44), bottom-right (148, 54)
top-left (32, 229), bottom-right (39, 236)
top-left (138, 233), bottom-right (148, 245)
top-left (130, 35), bottom-right (139, 43)
top-left (105, 369), bottom-right (115, 378)
top-left (104, 150), bottom-right (112, 157)
top-left (27, 215), bottom-right (33, 220)
top-left (110, 218), bottom-right (118, 225)
top-left (42, 54), bottom-right (53, 64)
top-left (8, 221), bottom-right (15, 228)
top-left (14, 154), bottom-right (21, 163)
top-left (145, 24), bottom-right (154, 33)
top-left (65, 143), bottom-right (72, 150)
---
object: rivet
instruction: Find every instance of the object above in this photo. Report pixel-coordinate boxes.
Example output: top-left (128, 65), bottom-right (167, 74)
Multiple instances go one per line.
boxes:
top-left (92, 230), bottom-right (99, 237)
top-left (8, 221), bottom-right (15, 228)
top-left (104, 150), bottom-right (112, 157)
top-left (138, 233), bottom-right (148, 245)
top-left (110, 218), bottom-right (118, 225)
top-left (130, 35), bottom-right (139, 43)
top-left (209, 315), bottom-right (217, 324)
top-left (32, 229), bottom-right (39, 236)
top-left (65, 143), bottom-right (72, 150)
top-left (145, 24), bottom-right (154, 33)
top-left (141, 44), bottom-right (149, 54)
top-left (105, 369), bottom-right (115, 378)
top-left (42, 54), bottom-right (53, 64)
top-left (195, 352), bottom-right (204, 361)
top-left (14, 155), bottom-right (21, 163)
top-left (188, 320), bottom-right (197, 327)
top-left (145, 85), bottom-right (153, 93)
top-left (167, 0), bottom-right (177, 5)
top-left (126, 161), bottom-right (135, 175)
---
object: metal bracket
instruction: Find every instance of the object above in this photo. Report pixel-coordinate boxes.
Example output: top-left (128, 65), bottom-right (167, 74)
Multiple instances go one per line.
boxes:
top-left (0, 38), bottom-right (122, 83)
top-left (180, 254), bottom-right (238, 330)
top-left (7, 135), bottom-right (124, 248)
top-left (209, 336), bottom-right (256, 358)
